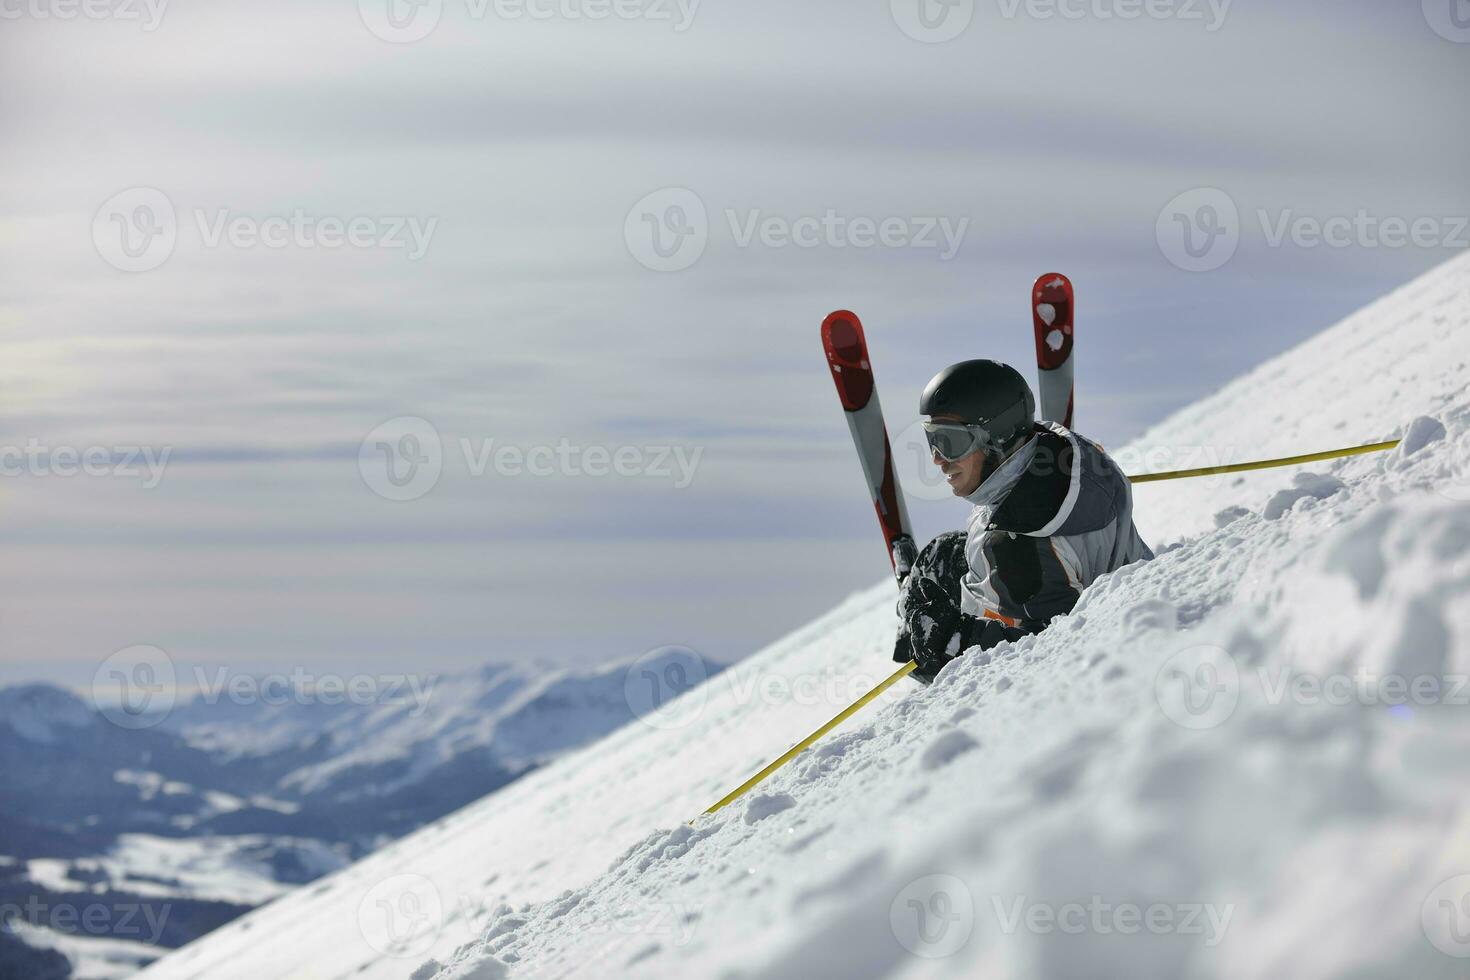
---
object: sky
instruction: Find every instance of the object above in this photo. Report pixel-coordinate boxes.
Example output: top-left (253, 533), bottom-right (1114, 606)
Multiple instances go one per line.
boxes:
top-left (0, 0), bottom-right (1468, 691)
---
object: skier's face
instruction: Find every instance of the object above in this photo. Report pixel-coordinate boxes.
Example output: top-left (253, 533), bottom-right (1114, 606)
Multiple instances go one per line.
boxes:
top-left (929, 414), bottom-right (987, 497)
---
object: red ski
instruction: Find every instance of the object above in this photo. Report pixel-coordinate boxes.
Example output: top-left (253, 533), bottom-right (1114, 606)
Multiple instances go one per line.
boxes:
top-left (1031, 273), bottom-right (1076, 427)
top-left (820, 310), bottom-right (916, 583)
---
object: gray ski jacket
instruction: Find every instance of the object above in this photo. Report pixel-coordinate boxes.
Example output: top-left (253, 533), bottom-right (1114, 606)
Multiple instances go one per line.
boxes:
top-left (959, 421), bottom-right (1153, 631)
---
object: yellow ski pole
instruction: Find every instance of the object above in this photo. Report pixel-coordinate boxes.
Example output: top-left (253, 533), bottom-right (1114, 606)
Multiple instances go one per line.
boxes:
top-left (699, 660), bottom-right (917, 818)
top-left (1128, 439), bottom-right (1400, 484)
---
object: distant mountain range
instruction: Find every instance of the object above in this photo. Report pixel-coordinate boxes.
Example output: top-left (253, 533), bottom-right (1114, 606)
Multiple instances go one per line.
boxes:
top-left (0, 650), bottom-right (720, 979)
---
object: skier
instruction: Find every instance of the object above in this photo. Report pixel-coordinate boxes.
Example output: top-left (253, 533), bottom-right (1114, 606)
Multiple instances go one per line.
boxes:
top-left (896, 360), bottom-right (1153, 682)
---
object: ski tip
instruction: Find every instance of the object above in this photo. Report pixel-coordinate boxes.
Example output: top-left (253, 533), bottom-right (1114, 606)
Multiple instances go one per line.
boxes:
top-left (822, 309), bottom-right (862, 333)
top-left (1032, 273), bottom-right (1074, 373)
top-left (821, 309), bottom-right (876, 409)
top-left (821, 310), bottom-right (867, 360)
top-left (1032, 272), bottom-right (1073, 299)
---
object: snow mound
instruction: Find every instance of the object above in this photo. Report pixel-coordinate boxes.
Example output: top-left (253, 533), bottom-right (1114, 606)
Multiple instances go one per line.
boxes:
top-left (139, 252), bottom-right (1470, 980)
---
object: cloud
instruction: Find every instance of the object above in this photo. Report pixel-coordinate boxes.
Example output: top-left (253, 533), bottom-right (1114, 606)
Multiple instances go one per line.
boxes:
top-left (0, 0), bottom-right (1466, 681)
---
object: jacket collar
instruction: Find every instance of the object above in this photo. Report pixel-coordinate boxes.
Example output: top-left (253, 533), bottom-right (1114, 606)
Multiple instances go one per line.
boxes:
top-left (963, 432), bottom-right (1041, 514)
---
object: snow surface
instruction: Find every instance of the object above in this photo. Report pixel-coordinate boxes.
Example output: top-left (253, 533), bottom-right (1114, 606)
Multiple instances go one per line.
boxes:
top-left (138, 252), bottom-right (1470, 980)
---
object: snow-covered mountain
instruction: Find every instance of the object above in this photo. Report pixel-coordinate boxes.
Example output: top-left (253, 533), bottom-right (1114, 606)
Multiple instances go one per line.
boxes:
top-left (136, 252), bottom-right (1470, 980)
top-left (1, 650), bottom-right (711, 978)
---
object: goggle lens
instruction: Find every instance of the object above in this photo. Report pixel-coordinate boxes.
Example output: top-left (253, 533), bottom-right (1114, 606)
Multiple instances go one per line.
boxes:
top-left (923, 422), bottom-right (985, 462)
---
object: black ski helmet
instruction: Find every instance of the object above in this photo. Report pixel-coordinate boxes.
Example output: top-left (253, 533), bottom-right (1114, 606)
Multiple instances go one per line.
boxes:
top-left (920, 360), bottom-right (1037, 457)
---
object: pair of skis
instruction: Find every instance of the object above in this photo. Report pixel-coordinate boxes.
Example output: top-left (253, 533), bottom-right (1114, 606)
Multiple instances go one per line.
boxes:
top-left (820, 274), bottom-right (1075, 583)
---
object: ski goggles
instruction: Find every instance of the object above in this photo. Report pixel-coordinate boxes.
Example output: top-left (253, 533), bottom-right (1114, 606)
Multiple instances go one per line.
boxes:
top-left (921, 420), bottom-right (999, 462)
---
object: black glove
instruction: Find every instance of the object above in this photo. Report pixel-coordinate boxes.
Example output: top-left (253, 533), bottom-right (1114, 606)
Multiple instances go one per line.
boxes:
top-left (892, 531), bottom-right (977, 681)
top-left (899, 577), bottom-right (964, 678)
top-left (897, 604), bottom-right (1029, 681)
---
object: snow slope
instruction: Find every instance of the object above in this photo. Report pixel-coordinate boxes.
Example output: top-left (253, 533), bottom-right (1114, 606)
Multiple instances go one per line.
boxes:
top-left (138, 252), bottom-right (1470, 980)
